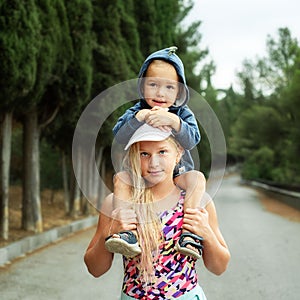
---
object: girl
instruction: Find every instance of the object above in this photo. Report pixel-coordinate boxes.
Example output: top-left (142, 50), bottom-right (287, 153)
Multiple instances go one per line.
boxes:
top-left (84, 124), bottom-right (230, 299)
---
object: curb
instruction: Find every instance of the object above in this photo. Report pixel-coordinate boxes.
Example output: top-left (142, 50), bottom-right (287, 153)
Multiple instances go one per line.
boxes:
top-left (244, 180), bottom-right (300, 199)
top-left (242, 179), bottom-right (300, 211)
top-left (0, 215), bottom-right (98, 267)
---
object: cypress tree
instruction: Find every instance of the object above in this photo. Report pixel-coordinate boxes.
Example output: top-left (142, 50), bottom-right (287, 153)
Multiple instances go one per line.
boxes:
top-left (43, 0), bottom-right (93, 215)
top-left (132, 0), bottom-right (159, 55)
top-left (92, 0), bottom-right (130, 94)
top-left (0, 0), bottom-right (40, 238)
top-left (19, 0), bottom-right (73, 232)
top-left (117, 0), bottom-right (143, 75)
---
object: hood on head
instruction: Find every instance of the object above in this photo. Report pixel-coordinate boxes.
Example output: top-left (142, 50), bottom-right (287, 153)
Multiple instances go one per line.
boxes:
top-left (138, 46), bottom-right (189, 108)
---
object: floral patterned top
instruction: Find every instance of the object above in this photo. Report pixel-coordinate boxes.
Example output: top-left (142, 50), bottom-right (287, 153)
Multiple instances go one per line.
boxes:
top-left (122, 191), bottom-right (198, 299)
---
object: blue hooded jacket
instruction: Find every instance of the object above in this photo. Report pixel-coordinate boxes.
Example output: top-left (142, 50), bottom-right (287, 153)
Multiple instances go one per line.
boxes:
top-left (113, 47), bottom-right (200, 174)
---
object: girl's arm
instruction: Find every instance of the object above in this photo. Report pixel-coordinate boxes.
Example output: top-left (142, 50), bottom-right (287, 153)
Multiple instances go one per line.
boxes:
top-left (182, 200), bottom-right (230, 275)
top-left (84, 194), bottom-right (114, 277)
top-left (84, 194), bottom-right (138, 277)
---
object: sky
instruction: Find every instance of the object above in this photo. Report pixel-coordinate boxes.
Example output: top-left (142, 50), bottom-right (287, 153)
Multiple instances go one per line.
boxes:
top-left (186, 0), bottom-right (300, 90)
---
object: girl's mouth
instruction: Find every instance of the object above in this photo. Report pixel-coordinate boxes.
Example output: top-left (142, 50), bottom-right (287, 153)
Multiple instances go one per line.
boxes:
top-left (148, 170), bottom-right (163, 176)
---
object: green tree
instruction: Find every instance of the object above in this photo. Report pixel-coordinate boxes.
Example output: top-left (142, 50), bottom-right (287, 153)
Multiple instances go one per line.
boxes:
top-left (237, 59), bottom-right (259, 103)
top-left (154, 0), bottom-right (180, 47)
top-left (263, 27), bottom-right (299, 90)
top-left (216, 87), bottom-right (245, 163)
top-left (0, 0), bottom-right (40, 239)
top-left (92, 0), bottom-right (141, 94)
top-left (175, 21), bottom-right (208, 90)
top-left (232, 28), bottom-right (300, 185)
top-left (19, 0), bottom-right (73, 232)
top-left (275, 52), bottom-right (300, 184)
top-left (43, 0), bottom-right (93, 216)
top-left (242, 146), bottom-right (275, 180)
top-left (132, 0), bottom-right (160, 55)
top-left (118, 0), bottom-right (143, 75)
top-left (237, 28), bottom-right (299, 97)
top-left (230, 105), bottom-right (284, 158)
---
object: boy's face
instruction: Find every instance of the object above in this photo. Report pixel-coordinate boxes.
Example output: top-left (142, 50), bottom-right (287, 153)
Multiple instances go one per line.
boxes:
top-left (143, 61), bottom-right (179, 108)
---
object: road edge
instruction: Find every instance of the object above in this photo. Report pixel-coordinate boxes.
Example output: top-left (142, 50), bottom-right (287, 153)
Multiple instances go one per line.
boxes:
top-left (0, 215), bottom-right (98, 267)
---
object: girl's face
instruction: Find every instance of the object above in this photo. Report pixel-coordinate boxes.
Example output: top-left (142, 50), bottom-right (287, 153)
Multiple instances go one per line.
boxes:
top-left (138, 139), bottom-right (181, 186)
top-left (143, 61), bottom-right (179, 108)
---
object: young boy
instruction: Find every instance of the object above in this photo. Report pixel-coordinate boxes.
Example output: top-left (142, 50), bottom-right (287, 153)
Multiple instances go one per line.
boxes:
top-left (105, 46), bottom-right (206, 259)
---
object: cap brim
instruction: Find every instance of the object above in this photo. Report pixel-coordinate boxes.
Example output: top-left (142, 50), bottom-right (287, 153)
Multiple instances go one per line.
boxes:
top-left (124, 124), bottom-right (172, 150)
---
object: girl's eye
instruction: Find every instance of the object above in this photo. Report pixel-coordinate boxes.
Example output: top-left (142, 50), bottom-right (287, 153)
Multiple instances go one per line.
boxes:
top-left (159, 150), bottom-right (167, 155)
top-left (140, 152), bottom-right (149, 157)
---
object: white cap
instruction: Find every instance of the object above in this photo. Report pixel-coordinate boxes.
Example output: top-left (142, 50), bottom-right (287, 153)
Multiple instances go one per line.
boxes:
top-left (124, 123), bottom-right (172, 150)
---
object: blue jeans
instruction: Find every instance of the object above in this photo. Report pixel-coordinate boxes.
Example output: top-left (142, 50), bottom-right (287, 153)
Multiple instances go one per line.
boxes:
top-left (120, 285), bottom-right (207, 300)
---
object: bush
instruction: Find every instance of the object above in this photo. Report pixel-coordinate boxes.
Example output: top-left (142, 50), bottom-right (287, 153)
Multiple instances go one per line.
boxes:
top-left (241, 146), bottom-right (274, 180)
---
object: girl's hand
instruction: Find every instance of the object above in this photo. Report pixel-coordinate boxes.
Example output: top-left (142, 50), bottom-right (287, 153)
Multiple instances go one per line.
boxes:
top-left (109, 207), bottom-right (138, 235)
top-left (182, 208), bottom-right (210, 238)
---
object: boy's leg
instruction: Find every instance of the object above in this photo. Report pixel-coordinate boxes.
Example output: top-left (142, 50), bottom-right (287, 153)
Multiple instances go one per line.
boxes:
top-left (104, 171), bottom-right (141, 258)
top-left (174, 170), bottom-right (206, 259)
top-left (175, 170), bottom-right (206, 211)
top-left (113, 171), bottom-right (132, 210)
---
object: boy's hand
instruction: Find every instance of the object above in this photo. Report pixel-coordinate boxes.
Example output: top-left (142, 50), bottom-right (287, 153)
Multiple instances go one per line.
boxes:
top-left (135, 109), bottom-right (150, 122)
top-left (145, 106), bottom-right (181, 132)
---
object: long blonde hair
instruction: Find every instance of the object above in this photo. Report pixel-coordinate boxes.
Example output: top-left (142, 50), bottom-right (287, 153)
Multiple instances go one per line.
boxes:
top-left (124, 136), bottom-right (183, 280)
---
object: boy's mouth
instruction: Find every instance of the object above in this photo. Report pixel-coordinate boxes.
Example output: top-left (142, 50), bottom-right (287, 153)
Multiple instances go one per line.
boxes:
top-left (152, 99), bottom-right (166, 105)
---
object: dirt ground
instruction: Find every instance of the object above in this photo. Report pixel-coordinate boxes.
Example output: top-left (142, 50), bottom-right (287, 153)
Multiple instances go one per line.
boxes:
top-left (0, 186), bottom-right (97, 248)
top-left (257, 189), bottom-right (300, 222)
top-left (1, 184), bottom-right (299, 248)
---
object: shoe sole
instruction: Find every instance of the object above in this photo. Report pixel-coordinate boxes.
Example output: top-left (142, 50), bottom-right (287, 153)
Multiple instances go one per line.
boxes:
top-left (175, 243), bottom-right (202, 259)
top-left (105, 238), bottom-right (142, 258)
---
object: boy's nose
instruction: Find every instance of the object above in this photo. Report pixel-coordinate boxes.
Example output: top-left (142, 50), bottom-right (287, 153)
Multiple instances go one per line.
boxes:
top-left (156, 86), bottom-right (165, 97)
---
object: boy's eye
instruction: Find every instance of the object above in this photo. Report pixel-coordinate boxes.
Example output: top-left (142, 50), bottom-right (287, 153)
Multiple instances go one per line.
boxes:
top-left (148, 82), bottom-right (157, 87)
top-left (167, 85), bottom-right (176, 90)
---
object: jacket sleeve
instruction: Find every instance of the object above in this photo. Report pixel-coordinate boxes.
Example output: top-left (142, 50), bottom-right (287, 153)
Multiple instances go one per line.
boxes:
top-left (112, 104), bottom-right (144, 144)
top-left (172, 106), bottom-right (200, 150)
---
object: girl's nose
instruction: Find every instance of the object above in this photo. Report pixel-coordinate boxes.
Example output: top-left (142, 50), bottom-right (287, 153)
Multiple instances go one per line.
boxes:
top-left (149, 155), bottom-right (159, 167)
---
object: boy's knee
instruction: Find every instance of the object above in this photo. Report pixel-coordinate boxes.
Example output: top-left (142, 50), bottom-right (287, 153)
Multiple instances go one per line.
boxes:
top-left (186, 170), bottom-right (205, 182)
top-left (113, 171), bottom-right (131, 188)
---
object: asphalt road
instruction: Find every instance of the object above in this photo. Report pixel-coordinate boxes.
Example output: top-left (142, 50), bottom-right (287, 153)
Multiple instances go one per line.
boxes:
top-left (1, 175), bottom-right (299, 300)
